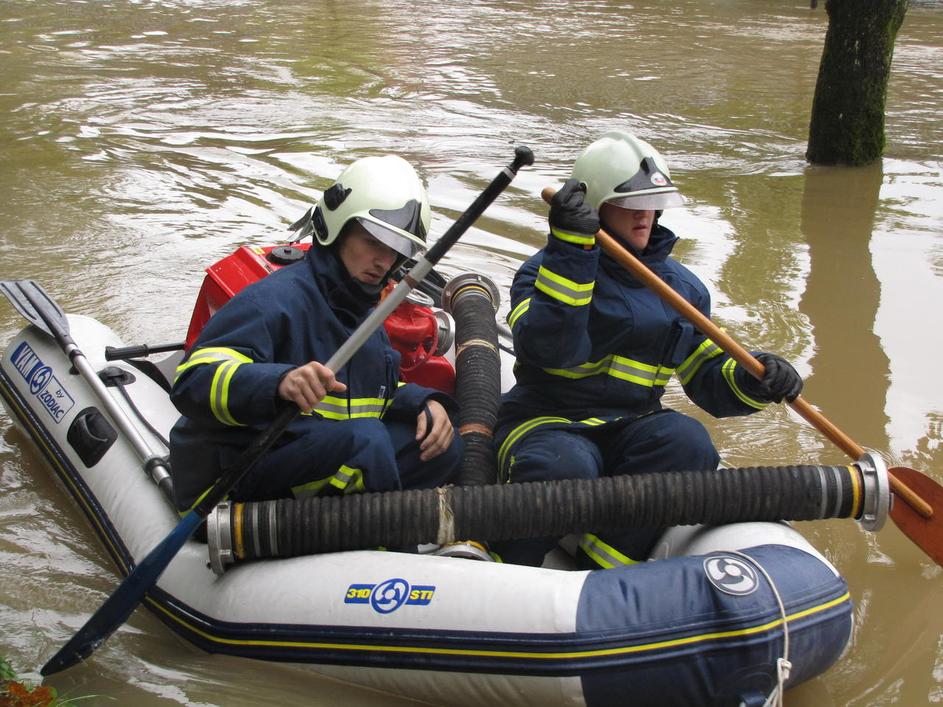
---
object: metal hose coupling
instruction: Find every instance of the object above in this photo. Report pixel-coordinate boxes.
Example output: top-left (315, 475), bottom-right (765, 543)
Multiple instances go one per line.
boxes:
top-left (856, 450), bottom-right (890, 531)
top-left (206, 459), bottom-right (893, 575)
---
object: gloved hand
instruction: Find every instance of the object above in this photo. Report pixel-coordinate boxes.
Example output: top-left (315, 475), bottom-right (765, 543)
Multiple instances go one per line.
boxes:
top-left (738, 353), bottom-right (803, 404)
top-left (549, 179), bottom-right (599, 247)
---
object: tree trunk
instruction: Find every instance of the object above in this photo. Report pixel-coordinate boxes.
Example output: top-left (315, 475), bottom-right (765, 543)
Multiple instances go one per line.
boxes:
top-left (806, 0), bottom-right (908, 165)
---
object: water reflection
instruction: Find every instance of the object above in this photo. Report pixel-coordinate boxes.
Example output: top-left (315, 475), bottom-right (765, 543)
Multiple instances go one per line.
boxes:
top-left (799, 163), bottom-right (889, 456)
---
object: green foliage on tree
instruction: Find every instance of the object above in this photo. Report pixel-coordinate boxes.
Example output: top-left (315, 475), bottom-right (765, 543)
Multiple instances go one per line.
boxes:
top-left (806, 0), bottom-right (909, 165)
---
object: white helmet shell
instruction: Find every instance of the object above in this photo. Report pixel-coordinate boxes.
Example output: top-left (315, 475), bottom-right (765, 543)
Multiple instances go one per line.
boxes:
top-left (571, 131), bottom-right (685, 211)
top-left (313, 155), bottom-right (430, 259)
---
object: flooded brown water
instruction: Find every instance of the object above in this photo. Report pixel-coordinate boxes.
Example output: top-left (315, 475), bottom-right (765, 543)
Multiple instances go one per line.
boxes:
top-left (1, 0), bottom-right (941, 704)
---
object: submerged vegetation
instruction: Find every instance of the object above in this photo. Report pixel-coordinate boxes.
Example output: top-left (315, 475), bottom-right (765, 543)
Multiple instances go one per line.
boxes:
top-left (1, 657), bottom-right (56, 707)
top-left (0, 657), bottom-right (99, 707)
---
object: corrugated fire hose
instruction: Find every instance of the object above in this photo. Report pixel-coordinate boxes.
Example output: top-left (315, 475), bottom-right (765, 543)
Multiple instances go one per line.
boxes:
top-left (207, 452), bottom-right (889, 574)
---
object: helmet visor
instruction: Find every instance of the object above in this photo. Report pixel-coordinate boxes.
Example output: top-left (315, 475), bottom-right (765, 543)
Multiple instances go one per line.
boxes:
top-left (358, 217), bottom-right (425, 259)
top-left (606, 190), bottom-right (686, 211)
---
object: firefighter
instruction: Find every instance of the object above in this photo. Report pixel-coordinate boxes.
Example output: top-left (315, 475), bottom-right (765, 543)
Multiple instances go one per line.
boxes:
top-left (169, 155), bottom-right (462, 513)
top-left (493, 131), bottom-right (802, 567)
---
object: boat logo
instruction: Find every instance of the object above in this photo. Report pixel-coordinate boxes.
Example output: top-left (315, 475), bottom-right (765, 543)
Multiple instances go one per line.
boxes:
top-left (345, 578), bottom-right (436, 614)
top-left (10, 341), bottom-right (75, 424)
top-left (703, 555), bottom-right (759, 596)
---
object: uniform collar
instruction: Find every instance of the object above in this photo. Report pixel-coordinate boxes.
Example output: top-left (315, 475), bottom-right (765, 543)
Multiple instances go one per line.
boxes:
top-left (305, 246), bottom-right (379, 323)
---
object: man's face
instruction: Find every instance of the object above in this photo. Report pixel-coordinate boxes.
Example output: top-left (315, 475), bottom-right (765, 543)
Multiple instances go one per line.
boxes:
top-left (337, 222), bottom-right (399, 285)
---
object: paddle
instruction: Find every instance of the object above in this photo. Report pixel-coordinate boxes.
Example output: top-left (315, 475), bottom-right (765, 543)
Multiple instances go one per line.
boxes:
top-left (540, 186), bottom-right (943, 564)
top-left (18, 147), bottom-right (534, 677)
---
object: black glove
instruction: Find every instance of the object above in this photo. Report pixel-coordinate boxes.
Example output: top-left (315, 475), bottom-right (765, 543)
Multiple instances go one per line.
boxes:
top-left (737, 352), bottom-right (803, 404)
top-left (549, 179), bottom-right (600, 246)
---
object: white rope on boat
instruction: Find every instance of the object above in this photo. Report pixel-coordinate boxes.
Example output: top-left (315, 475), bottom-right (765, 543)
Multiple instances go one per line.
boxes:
top-left (728, 550), bottom-right (792, 707)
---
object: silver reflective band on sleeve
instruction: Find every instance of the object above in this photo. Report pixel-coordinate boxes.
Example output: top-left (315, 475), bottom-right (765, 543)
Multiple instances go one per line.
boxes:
top-left (534, 265), bottom-right (594, 306)
top-left (543, 354), bottom-right (673, 387)
top-left (312, 395), bottom-right (390, 420)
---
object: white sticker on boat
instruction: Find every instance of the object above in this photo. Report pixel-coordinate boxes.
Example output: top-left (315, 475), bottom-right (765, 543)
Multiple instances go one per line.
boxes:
top-left (703, 555), bottom-right (759, 596)
top-left (10, 341), bottom-right (75, 423)
top-left (345, 578), bottom-right (436, 614)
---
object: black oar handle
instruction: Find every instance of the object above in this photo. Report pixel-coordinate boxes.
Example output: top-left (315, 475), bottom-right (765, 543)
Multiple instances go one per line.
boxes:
top-left (105, 342), bottom-right (185, 360)
top-left (424, 146), bottom-right (534, 265)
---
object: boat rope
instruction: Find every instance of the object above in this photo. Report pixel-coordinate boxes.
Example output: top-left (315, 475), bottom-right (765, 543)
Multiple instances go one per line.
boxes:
top-left (729, 550), bottom-right (791, 707)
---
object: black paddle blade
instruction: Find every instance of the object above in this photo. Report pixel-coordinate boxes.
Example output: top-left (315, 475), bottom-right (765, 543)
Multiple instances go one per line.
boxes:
top-left (40, 511), bottom-right (203, 676)
top-left (0, 279), bottom-right (65, 338)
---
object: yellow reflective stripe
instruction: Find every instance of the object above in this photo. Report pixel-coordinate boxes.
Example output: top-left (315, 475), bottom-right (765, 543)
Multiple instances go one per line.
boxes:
top-left (331, 465), bottom-right (365, 494)
top-left (722, 359), bottom-right (768, 410)
top-left (676, 338), bottom-right (723, 385)
top-left (534, 265), bottom-right (594, 306)
top-left (579, 533), bottom-right (639, 569)
top-left (543, 356), bottom-right (612, 380)
top-left (498, 415), bottom-right (607, 473)
top-left (609, 355), bottom-right (673, 386)
top-left (313, 395), bottom-right (388, 420)
top-left (292, 465), bottom-right (365, 498)
top-left (210, 360), bottom-right (245, 426)
top-left (291, 476), bottom-right (331, 498)
top-left (543, 354), bottom-right (673, 387)
top-left (551, 226), bottom-right (595, 247)
top-left (175, 346), bottom-right (253, 381)
top-left (507, 297), bottom-right (531, 330)
top-left (182, 484), bottom-right (217, 515)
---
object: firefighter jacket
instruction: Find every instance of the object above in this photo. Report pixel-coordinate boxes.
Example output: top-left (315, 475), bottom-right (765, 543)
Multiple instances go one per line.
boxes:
top-left (496, 223), bottom-right (769, 474)
top-left (169, 246), bottom-right (445, 509)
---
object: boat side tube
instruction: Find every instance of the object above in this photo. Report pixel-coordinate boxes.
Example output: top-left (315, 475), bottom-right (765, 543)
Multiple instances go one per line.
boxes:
top-left (208, 457), bottom-right (889, 571)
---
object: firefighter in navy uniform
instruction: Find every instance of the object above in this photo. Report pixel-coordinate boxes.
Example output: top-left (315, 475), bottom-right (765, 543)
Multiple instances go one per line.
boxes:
top-left (492, 131), bottom-right (803, 568)
top-left (169, 155), bottom-right (463, 513)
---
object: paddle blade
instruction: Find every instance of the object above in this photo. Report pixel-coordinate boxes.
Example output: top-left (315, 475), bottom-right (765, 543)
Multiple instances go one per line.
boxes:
top-left (41, 512), bottom-right (203, 676)
top-left (0, 280), bottom-right (65, 338)
top-left (888, 466), bottom-right (943, 567)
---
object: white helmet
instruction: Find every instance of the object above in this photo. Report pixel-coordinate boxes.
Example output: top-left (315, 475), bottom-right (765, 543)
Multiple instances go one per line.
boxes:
top-left (571, 131), bottom-right (685, 211)
top-left (292, 155), bottom-right (430, 259)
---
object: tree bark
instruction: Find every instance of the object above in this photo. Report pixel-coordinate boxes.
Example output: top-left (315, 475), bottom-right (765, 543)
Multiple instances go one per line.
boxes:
top-left (806, 0), bottom-right (908, 166)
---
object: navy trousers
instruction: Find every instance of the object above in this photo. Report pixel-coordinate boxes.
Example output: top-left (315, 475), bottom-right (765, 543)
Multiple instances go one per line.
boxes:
top-left (232, 416), bottom-right (464, 501)
top-left (492, 409), bottom-right (720, 567)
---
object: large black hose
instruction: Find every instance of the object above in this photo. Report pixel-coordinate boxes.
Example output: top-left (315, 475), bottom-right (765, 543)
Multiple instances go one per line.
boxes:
top-left (444, 274), bottom-right (501, 486)
top-left (212, 462), bottom-right (876, 569)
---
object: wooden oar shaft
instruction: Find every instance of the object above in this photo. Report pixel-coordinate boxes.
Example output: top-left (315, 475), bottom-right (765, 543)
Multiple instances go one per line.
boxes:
top-left (539, 186), bottom-right (932, 519)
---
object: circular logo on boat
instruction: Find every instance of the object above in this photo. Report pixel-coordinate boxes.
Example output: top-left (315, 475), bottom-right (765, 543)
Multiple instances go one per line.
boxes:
top-left (703, 555), bottom-right (759, 596)
top-left (370, 578), bottom-right (409, 614)
top-left (29, 365), bottom-right (52, 395)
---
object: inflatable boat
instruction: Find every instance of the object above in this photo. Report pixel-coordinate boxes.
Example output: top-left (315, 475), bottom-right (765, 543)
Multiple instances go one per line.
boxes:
top-left (0, 243), bottom-right (889, 706)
